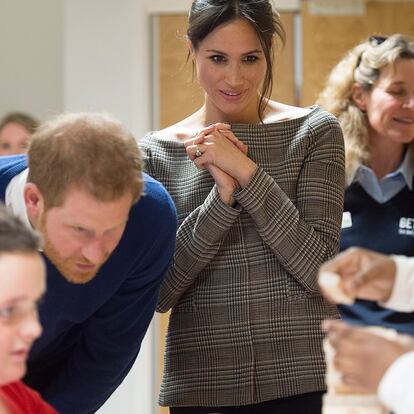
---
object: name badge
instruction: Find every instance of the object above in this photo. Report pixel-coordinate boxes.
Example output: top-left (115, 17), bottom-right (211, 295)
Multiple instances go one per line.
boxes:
top-left (342, 211), bottom-right (352, 229)
top-left (399, 217), bottom-right (414, 236)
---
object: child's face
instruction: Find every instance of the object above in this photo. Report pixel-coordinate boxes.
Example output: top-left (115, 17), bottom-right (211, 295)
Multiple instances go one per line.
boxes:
top-left (0, 252), bottom-right (45, 385)
top-left (0, 122), bottom-right (31, 155)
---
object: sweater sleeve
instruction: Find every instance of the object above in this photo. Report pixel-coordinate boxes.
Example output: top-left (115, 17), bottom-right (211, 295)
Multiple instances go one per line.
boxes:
top-left (233, 114), bottom-right (345, 294)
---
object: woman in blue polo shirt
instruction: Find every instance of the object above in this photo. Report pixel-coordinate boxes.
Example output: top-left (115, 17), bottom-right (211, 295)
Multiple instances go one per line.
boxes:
top-left (318, 34), bottom-right (414, 333)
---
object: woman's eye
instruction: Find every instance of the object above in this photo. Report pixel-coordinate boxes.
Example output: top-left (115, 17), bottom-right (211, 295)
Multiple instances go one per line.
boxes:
top-left (210, 55), bottom-right (226, 63)
top-left (0, 307), bottom-right (13, 320)
top-left (389, 89), bottom-right (405, 96)
top-left (243, 55), bottom-right (258, 63)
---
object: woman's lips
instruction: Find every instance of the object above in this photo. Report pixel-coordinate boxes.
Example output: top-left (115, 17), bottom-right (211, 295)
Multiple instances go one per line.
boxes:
top-left (219, 89), bottom-right (245, 101)
top-left (10, 349), bottom-right (29, 360)
top-left (394, 116), bottom-right (414, 124)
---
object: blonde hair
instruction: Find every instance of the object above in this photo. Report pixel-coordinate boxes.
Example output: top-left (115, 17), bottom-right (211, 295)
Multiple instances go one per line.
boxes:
top-left (317, 34), bottom-right (414, 185)
top-left (28, 112), bottom-right (143, 208)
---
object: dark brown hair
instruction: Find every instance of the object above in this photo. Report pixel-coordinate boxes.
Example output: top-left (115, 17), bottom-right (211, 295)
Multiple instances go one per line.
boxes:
top-left (0, 203), bottom-right (41, 254)
top-left (0, 112), bottom-right (39, 134)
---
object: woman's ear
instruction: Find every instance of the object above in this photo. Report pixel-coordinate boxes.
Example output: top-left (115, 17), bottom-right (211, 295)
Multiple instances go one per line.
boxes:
top-left (187, 37), bottom-right (194, 52)
top-left (351, 83), bottom-right (367, 112)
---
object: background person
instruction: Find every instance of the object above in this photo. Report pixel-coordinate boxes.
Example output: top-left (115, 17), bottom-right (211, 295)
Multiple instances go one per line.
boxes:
top-left (141, 0), bottom-right (345, 412)
top-left (0, 112), bottom-right (177, 414)
top-left (0, 203), bottom-right (57, 414)
top-left (0, 112), bottom-right (39, 156)
top-left (319, 247), bottom-right (414, 414)
top-left (317, 34), bottom-right (414, 334)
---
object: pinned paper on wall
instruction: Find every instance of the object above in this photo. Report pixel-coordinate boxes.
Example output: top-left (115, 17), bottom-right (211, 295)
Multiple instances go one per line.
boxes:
top-left (308, 0), bottom-right (365, 16)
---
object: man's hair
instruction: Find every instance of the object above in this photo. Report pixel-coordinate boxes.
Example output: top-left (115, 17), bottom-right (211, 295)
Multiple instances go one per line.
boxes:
top-left (0, 203), bottom-right (41, 254)
top-left (0, 112), bottom-right (39, 134)
top-left (28, 112), bottom-right (144, 208)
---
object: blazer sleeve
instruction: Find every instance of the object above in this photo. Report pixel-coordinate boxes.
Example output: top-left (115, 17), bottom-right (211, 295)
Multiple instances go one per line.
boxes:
top-left (157, 185), bottom-right (241, 312)
top-left (142, 138), bottom-right (241, 312)
top-left (233, 114), bottom-right (345, 294)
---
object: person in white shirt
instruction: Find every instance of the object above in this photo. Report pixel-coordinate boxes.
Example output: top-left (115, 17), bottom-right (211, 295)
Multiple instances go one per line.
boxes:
top-left (318, 247), bottom-right (414, 414)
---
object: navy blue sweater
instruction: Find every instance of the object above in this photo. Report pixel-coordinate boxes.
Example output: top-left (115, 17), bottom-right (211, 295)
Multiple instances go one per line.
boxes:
top-left (0, 155), bottom-right (177, 413)
top-left (340, 182), bottom-right (414, 334)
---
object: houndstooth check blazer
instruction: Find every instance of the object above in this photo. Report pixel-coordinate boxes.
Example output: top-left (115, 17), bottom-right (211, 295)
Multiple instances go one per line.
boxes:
top-left (140, 106), bottom-right (345, 407)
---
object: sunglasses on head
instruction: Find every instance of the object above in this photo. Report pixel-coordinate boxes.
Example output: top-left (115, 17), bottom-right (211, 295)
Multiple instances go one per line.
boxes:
top-left (356, 35), bottom-right (388, 68)
top-left (369, 35), bottom-right (387, 46)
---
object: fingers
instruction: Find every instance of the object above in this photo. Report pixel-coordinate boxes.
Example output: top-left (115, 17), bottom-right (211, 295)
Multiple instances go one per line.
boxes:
top-left (184, 124), bottom-right (247, 154)
top-left (340, 372), bottom-right (368, 392)
top-left (319, 247), bottom-right (396, 303)
top-left (345, 268), bottom-right (372, 292)
top-left (319, 247), bottom-right (363, 276)
top-left (318, 271), bottom-right (355, 304)
top-left (184, 123), bottom-right (231, 148)
top-left (322, 320), bottom-right (364, 351)
top-left (219, 129), bottom-right (248, 154)
top-left (322, 319), bottom-right (350, 338)
top-left (186, 143), bottom-right (207, 161)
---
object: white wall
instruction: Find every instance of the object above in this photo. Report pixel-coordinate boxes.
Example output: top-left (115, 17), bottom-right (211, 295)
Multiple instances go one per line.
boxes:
top-left (0, 0), bottom-right (64, 121)
top-left (1, 1), bottom-right (158, 412)
top-left (64, 0), bottom-right (156, 139)
top-left (64, 3), bottom-right (157, 413)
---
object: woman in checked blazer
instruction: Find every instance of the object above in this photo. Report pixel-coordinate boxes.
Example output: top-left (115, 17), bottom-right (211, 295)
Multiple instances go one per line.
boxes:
top-left (141, 0), bottom-right (345, 412)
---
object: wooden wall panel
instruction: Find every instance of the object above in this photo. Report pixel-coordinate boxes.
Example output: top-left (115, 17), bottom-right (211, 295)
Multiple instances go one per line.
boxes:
top-left (273, 13), bottom-right (297, 105)
top-left (301, 0), bottom-right (414, 106)
top-left (159, 14), bottom-right (204, 129)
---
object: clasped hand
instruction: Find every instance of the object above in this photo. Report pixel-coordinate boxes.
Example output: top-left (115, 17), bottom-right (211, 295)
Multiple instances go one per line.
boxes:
top-left (184, 123), bottom-right (256, 205)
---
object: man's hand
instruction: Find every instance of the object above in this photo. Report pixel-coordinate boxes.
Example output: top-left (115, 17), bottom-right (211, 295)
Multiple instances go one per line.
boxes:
top-left (318, 247), bottom-right (396, 303)
top-left (323, 319), bottom-right (412, 393)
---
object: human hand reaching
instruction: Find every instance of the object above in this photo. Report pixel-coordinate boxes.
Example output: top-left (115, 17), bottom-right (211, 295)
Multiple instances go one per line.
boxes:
top-left (318, 247), bottom-right (396, 304)
top-left (323, 319), bottom-right (413, 393)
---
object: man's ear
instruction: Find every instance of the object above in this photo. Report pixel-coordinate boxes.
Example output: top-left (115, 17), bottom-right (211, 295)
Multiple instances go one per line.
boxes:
top-left (24, 183), bottom-right (44, 224)
top-left (351, 83), bottom-right (367, 112)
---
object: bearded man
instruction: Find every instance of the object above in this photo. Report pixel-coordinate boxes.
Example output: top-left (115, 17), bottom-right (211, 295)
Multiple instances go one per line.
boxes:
top-left (0, 112), bottom-right (177, 414)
